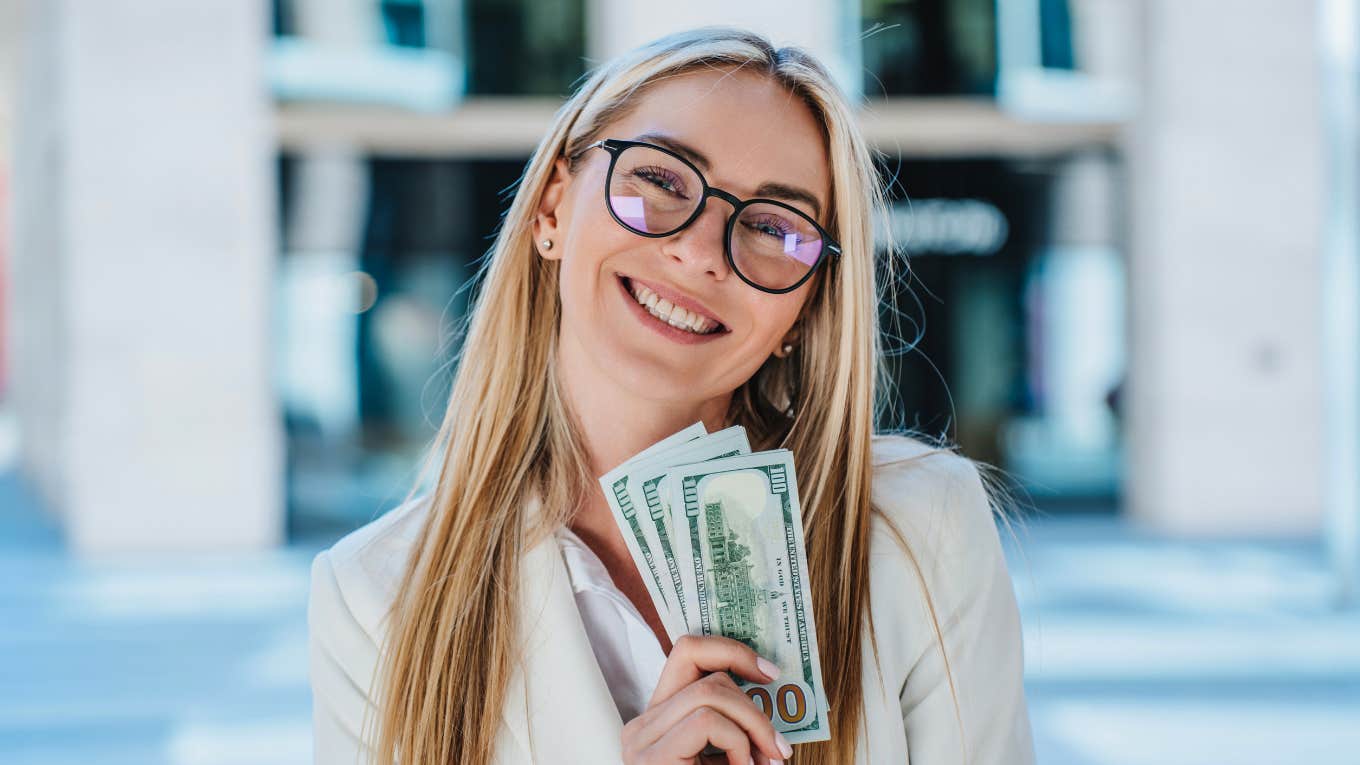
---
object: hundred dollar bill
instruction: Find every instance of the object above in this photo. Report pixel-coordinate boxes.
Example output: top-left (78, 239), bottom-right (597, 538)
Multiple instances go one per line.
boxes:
top-left (664, 450), bottom-right (830, 744)
top-left (600, 425), bottom-right (749, 638)
top-left (596, 421), bottom-right (708, 633)
top-left (626, 429), bottom-right (751, 634)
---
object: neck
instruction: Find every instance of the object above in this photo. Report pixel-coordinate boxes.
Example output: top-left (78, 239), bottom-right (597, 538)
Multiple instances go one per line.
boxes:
top-left (555, 339), bottom-right (731, 486)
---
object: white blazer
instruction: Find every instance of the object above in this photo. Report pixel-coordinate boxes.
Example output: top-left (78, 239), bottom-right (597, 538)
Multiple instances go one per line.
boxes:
top-left (307, 434), bottom-right (1035, 764)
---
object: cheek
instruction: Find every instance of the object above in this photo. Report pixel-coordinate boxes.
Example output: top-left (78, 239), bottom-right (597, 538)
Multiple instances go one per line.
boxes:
top-left (744, 295), bottom-right (807, 343)
top-left (555, 197), bottom-right (642, 341)
top-left (562, 194), bottom-right (630, 277)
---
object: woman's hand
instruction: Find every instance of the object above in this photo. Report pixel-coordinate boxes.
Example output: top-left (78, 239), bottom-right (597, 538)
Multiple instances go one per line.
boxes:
top-left (621, 635), bottom-right (796, 765)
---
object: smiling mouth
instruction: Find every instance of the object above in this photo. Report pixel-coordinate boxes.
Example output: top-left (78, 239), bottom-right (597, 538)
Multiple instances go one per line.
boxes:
top-left (618, 275), bottom-right (728, 335)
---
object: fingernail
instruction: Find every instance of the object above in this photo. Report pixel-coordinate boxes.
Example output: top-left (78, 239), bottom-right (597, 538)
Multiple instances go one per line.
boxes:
top-left (756, 656), bottom-right (781, 681)
top-left (771, 760), bottom-right (784, 765)
top-left (776, 731), bottom-right (793, 758)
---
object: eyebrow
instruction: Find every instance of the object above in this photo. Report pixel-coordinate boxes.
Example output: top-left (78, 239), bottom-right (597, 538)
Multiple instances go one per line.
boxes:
top-left (631, 131), bottom-right (824, 220)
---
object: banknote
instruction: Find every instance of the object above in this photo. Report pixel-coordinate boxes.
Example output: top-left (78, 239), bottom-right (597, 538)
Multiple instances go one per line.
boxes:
top-left (597, 421), bottom-right (707, 629)
top-left (599, 425), bottom-right (749, 638)
top-left (625, 428), bottom-right (751, 634)
top-left (662, 450), bottom-right (830, 744)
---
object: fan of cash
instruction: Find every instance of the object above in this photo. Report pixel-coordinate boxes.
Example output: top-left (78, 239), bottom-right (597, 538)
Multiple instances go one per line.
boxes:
top-left (597, 422), bottom-right (831, 745)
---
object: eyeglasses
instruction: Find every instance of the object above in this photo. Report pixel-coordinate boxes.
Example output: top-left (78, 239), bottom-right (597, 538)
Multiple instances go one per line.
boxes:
top-left (569, 138), bottom-right (841, 294)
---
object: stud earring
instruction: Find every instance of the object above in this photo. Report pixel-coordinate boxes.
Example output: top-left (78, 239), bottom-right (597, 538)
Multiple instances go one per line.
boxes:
top-left (781, 343), bottom-right (794, 356)
top-left (541, 239), bottom-right (553, 250)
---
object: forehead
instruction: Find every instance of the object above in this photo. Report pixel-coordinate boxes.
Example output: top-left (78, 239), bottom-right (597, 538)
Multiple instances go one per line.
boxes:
top-left (602, 67), bottom-right (832, 218)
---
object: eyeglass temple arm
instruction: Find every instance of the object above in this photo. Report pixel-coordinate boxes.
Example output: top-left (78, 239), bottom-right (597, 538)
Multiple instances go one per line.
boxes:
top-left (567, 139), bottom-right (609, 160)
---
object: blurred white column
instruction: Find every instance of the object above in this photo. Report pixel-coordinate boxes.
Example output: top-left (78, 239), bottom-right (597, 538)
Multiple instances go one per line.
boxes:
top-left (585, 0), bottom-right (862, 101)
top-left (0, 0), bottom-right (20, 460)
top-left (9, 0), bottom-right (282, 552)
top-left (0, 0), bottom-right (16, 168)
top-left (1127, 2), bottom-right (1325, 534)
top-left (1321, 0), bottom-right (1360, 605)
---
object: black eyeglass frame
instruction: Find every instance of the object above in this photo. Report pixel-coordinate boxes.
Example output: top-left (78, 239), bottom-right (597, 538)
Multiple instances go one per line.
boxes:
top-left (570, 138), bottom-right (842, 295)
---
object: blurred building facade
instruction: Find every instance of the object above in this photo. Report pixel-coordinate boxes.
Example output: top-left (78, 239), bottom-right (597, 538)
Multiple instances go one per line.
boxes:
top-left (266, 0), bottom-right (1135, 537)
top-left (7, 1), bottom-right (282, 552)
top-left (1, 1), bottom-right (1354, 564)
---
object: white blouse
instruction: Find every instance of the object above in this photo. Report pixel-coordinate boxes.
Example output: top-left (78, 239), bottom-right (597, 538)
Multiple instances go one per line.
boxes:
top-left (307, 435), bottom-right (1036, 763)
top-left (554, 525), bottom-right (668, 723)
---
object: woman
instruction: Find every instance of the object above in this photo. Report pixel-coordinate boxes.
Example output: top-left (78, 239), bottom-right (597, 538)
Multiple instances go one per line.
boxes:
top-left (308, 26), bottom-right (1034, 765)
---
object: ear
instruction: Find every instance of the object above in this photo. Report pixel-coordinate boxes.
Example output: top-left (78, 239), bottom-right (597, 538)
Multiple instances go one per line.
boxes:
top-left (533, 156), bottom-right (572, 261)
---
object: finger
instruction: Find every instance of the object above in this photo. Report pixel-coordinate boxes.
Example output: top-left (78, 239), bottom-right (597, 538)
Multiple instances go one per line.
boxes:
top-left (619, 715), bottom-right (656, 764)
top-left (647, 706), bottom-right (751, 765)
top-left (633, 673), bottom-right (787, 762)
top-left (652, 635), bottom-right (780, 706)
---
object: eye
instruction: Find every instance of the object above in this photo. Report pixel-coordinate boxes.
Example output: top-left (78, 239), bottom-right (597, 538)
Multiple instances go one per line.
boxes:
top-left (743, 213), bottom-right (796, 239)
top-left (631, 166), bottom-right (690, 198)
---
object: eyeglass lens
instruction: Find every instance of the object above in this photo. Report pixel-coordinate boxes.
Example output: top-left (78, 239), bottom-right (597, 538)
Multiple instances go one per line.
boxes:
top-left (607, 143), bottom-right (824, 291)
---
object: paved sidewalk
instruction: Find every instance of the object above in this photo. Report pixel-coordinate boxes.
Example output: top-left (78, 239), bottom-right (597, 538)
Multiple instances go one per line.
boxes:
top-left (0, 472), bottom-right (325, 765)
top-left (1013, 516), bottom-right (1360, 765)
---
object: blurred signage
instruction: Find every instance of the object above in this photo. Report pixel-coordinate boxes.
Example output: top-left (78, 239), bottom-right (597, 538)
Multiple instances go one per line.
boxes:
top-left (877, 197), bottom-right (1010, 256)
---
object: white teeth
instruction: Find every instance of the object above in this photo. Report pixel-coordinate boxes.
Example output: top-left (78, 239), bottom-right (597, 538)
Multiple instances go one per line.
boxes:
top-left (627, 280), bottom-right (719, 335)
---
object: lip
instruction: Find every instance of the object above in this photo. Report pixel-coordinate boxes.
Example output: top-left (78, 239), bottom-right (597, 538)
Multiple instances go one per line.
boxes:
top-left (616, 274), bottom-right (730, 344)
top-left (621, 274), bottom-right (727, 327)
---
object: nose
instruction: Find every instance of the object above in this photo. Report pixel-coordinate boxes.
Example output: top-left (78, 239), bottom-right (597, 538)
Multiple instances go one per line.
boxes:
top-left (662, 195), bottom-right (734, 280)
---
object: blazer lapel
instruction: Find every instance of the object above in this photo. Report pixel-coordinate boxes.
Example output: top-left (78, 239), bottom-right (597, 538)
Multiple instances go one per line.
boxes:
top-left (498, 496), bottom-right (624, 763)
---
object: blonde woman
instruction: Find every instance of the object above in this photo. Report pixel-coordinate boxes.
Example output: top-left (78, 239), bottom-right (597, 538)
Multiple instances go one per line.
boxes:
top-left (308, 26), bottom-right (1034, 765)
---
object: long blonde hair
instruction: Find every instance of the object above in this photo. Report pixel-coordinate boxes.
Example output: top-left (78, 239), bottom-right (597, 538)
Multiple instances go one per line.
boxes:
top-left (370, 26), bottom-right (954, 764)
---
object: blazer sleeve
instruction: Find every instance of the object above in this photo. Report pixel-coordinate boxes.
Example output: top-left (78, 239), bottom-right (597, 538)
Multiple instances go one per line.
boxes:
top-left (308, 549), bottom-right (383, 765)
top-left (896, 456), bottom-right (1035, 765)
